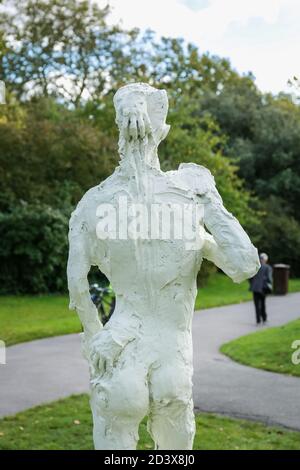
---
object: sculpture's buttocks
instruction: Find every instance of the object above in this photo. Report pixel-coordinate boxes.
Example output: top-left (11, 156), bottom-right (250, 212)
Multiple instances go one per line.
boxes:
top-left (67, 83), bottom-right (260, 450)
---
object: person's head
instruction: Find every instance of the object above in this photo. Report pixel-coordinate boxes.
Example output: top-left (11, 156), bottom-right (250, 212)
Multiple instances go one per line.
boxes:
top-left (260, 253), bottom-right (268, 264)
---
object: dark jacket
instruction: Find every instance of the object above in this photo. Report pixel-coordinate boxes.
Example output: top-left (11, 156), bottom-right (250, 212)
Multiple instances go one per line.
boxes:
top-left (249, 263), bottom-right (273, 294)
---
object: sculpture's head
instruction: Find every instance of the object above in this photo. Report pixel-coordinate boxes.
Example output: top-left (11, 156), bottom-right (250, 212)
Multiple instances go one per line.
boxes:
top-left (113, 83), bottom-right (170, 146)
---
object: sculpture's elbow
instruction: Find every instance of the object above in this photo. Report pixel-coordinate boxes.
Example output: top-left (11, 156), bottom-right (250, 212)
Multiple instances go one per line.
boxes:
top-left (228, 245), bottom-right (260, 284)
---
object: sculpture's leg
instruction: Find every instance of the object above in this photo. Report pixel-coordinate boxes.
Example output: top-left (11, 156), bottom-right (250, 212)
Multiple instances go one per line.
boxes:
top-left (147, 358), bottom-right (195, 450)
top-left (90, 363), bottom-right (149, 450)
top-left (147, 397), bottom-right (195, 450)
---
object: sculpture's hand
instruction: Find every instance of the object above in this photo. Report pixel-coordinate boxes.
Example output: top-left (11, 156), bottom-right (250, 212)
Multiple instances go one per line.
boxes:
top-left (119, 99), bottom-right (152, 141)
top-left (86, 330), bottom-right (116, 377)
top-left (83, 328), bottom-right (130, 380)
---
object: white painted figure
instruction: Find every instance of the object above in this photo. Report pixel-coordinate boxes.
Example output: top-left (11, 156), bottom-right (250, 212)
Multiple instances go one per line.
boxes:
top-left (67, 83), bottom-right (260, 450)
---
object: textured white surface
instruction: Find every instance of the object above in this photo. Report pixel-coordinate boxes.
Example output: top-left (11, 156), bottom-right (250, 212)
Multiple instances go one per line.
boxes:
top-left (67, 83), bottom-right (260, 450)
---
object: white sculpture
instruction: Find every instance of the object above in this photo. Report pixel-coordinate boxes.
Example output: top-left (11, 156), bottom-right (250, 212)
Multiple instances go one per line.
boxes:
top-left (67, 83), bottom-right (260, 450)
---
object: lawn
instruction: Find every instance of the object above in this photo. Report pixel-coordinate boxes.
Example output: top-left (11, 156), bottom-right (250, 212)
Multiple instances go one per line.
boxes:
top-left (1, 274), bottom-right (300, 346)
top-left (0, 295), bottom-right (81, 346)
top-left (0, 394), bottom-right (299, 450)
top-left (221, 318), bottom-right (300, 377)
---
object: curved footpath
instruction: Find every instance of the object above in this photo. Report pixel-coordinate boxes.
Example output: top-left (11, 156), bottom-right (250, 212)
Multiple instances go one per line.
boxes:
top-left (0, 293), bottom-right (299, 430)
top-left (193, 293), bottom-right (300, 430)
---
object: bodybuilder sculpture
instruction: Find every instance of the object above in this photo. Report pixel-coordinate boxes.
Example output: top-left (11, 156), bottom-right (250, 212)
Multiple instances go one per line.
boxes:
top-left (67, 83), bottom-right (260, 450)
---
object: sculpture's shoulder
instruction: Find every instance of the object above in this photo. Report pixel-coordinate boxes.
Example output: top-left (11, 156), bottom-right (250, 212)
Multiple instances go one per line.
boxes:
top-left (69, 170), bottom-right (121, 234)
top-left (166, 163), bottom-right (216, 195)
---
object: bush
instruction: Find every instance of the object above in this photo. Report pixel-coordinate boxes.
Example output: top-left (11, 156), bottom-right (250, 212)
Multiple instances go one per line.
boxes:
top-left (0, 203), bottom-right (69, 293)
top-left (251, 197), bottom-right (300, 276)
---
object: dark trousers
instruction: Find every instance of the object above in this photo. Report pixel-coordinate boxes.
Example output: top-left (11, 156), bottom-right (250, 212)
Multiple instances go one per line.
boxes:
top-left (253, 292), bottom-right (267, 323)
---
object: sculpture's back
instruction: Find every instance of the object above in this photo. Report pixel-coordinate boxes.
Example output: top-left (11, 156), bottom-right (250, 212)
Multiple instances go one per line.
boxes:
top-left (67, 83), bottom-right (260, 450)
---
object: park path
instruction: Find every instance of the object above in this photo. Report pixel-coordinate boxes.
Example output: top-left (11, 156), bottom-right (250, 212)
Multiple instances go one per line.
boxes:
top-left (0, 293), bottom-right (299, 430)
top-left (192, 292), bottom-right (300, 430)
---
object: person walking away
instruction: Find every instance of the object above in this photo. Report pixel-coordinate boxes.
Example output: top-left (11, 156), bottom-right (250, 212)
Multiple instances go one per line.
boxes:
top-left (249, 253), bottom-right (273, 325)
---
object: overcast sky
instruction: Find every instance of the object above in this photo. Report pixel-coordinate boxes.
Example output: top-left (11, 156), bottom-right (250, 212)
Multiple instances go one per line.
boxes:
top-left (99, 0), bottom-right (300, 94)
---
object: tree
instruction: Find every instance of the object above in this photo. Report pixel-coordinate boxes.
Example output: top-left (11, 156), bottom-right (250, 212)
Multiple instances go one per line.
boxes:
top-left (0, 96), bottom-right (117, 211)
top-left (199, 78), bottom-right (300, 223)
top-left (2, 0), bottom-right (299, 286)
top-left (251, 196), bottom-right (300, 276)
top-left (160, 95), bottom-right (258, 230)
top-left (0, 0), bottom-right (135, 105)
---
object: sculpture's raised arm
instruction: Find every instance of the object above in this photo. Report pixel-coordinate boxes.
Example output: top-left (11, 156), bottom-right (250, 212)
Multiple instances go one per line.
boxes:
top-left (178, 162), bottom-right (260, 283)
top-left (201, 189), bottom-right (260, 283)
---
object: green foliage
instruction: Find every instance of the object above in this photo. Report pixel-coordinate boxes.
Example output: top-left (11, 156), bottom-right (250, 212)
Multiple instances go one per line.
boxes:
top-left (0, 0), bottom-right (300, 291)
top-left (0, 97), bottom-right (117, 211)
top-left (0, 203), bottom-right (69, 293)
top-left (161, 97), bottom-right (258, 229)
top-left (251, 196), bottom-right (300, 276)
top-left (0, 0), bottom-right (134, 104)
top-left (110, 32), bottom-right (243, 94)
top-left (201, 81), bottom-right (300, 225)
top-left (196, 260), bottom-right (217, 288)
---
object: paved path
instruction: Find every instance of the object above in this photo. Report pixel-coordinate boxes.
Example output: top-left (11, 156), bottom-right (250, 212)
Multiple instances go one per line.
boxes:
top-left (0, 293), bottom-right (299, 430)
top-left (193, 293), bottom-right (300, 430)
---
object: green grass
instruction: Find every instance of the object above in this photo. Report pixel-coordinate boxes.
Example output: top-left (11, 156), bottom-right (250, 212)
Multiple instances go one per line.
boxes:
top-left (0, 394), bottom-right (299, 450)
top-left (1, 274), bottom-right (300, 346)
top-left (221, 318), bottom-right (300, 377)
top-left (0, 295), bottom-right (81, 346)
top-left (195, 274), bottom-right (300, 310)
top-left (289, 278), bottom-right (300, 292)
top-left (195, 273), bottom-right (252, 310)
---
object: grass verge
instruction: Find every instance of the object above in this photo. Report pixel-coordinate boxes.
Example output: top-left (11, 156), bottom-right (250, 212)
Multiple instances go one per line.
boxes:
top-left (0, 394), bottom-right (299, 450)
top-left (221, 318), bottom-right (300, 377)
top-left (0, 295), bottom-right (81, 346)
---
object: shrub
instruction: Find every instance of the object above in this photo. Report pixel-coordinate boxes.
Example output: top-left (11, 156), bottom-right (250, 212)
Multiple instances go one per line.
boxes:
top-left (0, 203), bottom-right (69, 293)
